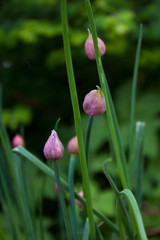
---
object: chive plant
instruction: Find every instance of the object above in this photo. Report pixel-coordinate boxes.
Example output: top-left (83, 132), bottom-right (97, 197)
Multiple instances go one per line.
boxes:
top-left (0, 0), bottom-right (150, 239)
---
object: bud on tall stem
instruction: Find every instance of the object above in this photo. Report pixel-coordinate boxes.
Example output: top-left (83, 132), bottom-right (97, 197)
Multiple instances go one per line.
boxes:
top-left (85, 29), bottom-right (106, 60)
top-left (43, 130), bottom-right (64, 161)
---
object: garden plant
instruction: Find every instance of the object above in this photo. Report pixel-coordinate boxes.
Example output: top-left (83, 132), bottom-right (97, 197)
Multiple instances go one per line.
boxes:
top-left (0, 0), bottom-right (159, 239)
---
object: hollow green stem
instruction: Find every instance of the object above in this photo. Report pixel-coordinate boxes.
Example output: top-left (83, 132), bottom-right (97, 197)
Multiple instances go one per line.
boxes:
top-left (85, 116), bottom-right (94, 166)
top-left (129, 25), bottom-right (143, 167)
top-left (60, 0), bottom-right (96, 238)
top-left (84, 0), bottom-right (130, 189)
top-left (53, 161), bottom-right (72, 240)
top-left (68, 155), bottom-right (79, 240)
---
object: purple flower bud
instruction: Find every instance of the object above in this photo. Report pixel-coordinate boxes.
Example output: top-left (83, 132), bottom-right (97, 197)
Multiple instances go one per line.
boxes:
top-left (84, 29), bottom-right (106, 60)
top-left (43, 130), bottom-right (64, 161)
top-left (67, 136), bottom-right (79, 155)
top-left (83, 86), bottom-right (106, 116)
top-left (12, 134), bottom-right (24, 148)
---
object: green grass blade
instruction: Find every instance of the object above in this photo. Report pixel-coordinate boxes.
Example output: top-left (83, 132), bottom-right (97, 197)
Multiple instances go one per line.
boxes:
top-left (103, 160), bottom-right (134, 239)
top-left (85, 116), bottom-right (94, 166)
top-left (84, 0), bottom-right (130, 189)
top-left (68, 155), bottom-right (79, 240)
top-left (116, 202), bottom-right (127, 240)
top-left (130, 121), bottom-right (145, 206)
top-left (0, 167), bottom-right (20, 240)
top-left (53, 162), bottom-right (72, 240)
top-left (12, 146), bottom-right (119, 235)
top-left (60, 0), bottom-right (96, 237)
top-left (82, 218), bottom-right (90, 240)
top-left (12, 153), bottom-right (37, 240)
top-left (120, 189), bottom-right (148, 240)
top-left (129, 25), bottom-right (143, 165)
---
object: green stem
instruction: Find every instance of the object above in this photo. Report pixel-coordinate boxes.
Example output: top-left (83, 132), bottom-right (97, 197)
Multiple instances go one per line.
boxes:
top-left (84, 0), bottom-right (130, 189)
top-left (85, 116), bottom-right (94, 166)
top-left (129, 25), bottom-right (143, 167)
top-left (53, 161), bottom-right (72, 240)
top-left (60, 0), bottom-right (96, 238)
top-left (68, 155), bottom-right (79, 240)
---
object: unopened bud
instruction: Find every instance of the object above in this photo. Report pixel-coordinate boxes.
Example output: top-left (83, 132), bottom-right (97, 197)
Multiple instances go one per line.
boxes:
top-left (84, 29), bottom-right (106, 60)
top-left (12, 134), bottom-right (24, 148)
top-left (67, 136), bottom-right (79, 155)
top-left (43, 130), bottom-right (64, 161)
top-left (76, 191), bottom-right (84, 210)
top-left (83, 86), bottom-right (106, 116)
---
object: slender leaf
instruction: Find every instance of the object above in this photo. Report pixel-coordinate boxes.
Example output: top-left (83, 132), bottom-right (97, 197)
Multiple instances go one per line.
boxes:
top-left (129, 121), bottom-right (145, 206)
top-left (129, 25), bottom-right (143, 165)
top-left (103, 160), bottom-right (134, 239)
top-left (85, 116), bottom-right (94, 166)
top-left (120, 189), bottom-right (148, 240)
top-left (53, 162), bottom-right (72, 240)
top-left (116, 202), bottom-right (126, 240)
top-left (82, 218), bottom-right (90, 240)
top-left (68, 155), bottom-right (79, 240)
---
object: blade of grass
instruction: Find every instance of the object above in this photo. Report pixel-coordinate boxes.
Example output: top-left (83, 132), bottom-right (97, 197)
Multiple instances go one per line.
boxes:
top-left (84, 0), bottom-right (130, 189)
top-left (120, 189), bottom-right (148, 240)
top-left (82, 218), bottom-right (90, 240)
top-left (85, 116), bottom-right (94, 166)
top-left (12, 146), bottom-right (119, 235)
top-left (0, 128), bottom-right (36, 240)
top-left (53, 161), bottom-right (72, 240)
top-left (103, 160), bottom-right (134, 239)
top-left (68, 155), bottom-right (79, 240)
top-left (129, 25), bottom-right (143, 167)
top-left (0, 167), bottom-right (20, 240)
top-left (60, 0), bottom-right (96, 238)
top-left (116, 202), bottom-right (127, 240)
top-left (129, 121), bottom-right (145, 206)
top-left (12, 153), bottom-right (37, 240)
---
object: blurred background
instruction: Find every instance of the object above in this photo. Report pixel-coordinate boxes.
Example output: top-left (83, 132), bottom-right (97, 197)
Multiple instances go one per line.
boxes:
top-left (0, 0), bottom-right (160, 239)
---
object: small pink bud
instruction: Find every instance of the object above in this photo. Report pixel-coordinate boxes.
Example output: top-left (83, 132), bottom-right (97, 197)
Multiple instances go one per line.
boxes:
top-left (76, 191), bottom-right (84, 210)
top-left (84, 29), bottom-right (106, 60)
top-left (43, 130), bottom-right (64, 161)
top-left (83, 86), bottom-right (106, 116)
top-left (12, 134), bottom-right (24, 148)
top-left (67, 136), bottom-right (79, 155)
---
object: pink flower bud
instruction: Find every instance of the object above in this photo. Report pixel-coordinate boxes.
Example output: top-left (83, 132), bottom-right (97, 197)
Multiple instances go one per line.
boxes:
top-left (84, 29), bottom-right (106, 60)
top-left (43, 130), bottom-right (64, 161)
top-left (76, 191), bottom-right (84, 210)
top-left (83, 86), bottom-right (106, 116)
top-left (12, 134), bottom-right (24, 148)
top-left (67, 136), bottom-right (79, 155)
